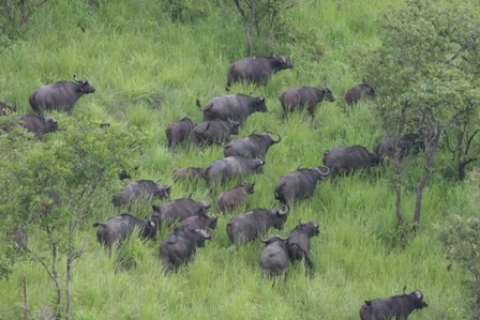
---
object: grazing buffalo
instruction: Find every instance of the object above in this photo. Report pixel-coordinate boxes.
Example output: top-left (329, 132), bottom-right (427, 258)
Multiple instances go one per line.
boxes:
top-left (112, 180), bottom-right (171, 207)
top-left (224, 131), bottom-right (281, 160)
top-left (287, 221), bottom-right (320, 270)
top-left (29, 75), bottom-right (96, 116)
top-left (160, 227), bottom-right (212, 272)
top-left (166, 117), bottom-right (195, 150)
top-left (279, 86), bottom-right (335, 119)
top-left (375, 133), bottom-right (423, 162)
top-left (0, 102), bottom-right (16, 115)
top-left (259, 235), bottom-right (289, 279)
top-left (216, 182), bottom-right (255, 213)
top-left (274, 166), bottom-right (330, 207)
top-left (226, 206), bottom-right (288, 245)
top-left (190, 119), bottom-right (240, 148)
top-left (149, 198), bottom-right (211, 228)
top-left (202, 156), bottom-right (265, 187)
top-left (179, 211), bottom-right (218, 231)
top-left (5, 228), bottom-right (28, 248)
top-left (20, 115), bottom-right (58, 136)
top-left (322, 145), bottom-right (380, 176)
top-left (173, 167), bottom-right (203, 182)
top-left (359, 287), bottom-right (428, 320)
top-left (226, 55), bottom-right (294, 90)
top-left (196, 94), bottom-right (267, 122)
top-left (344, 83), bottom-right (376, 106)
top-left (92, 213), bottom-right (157, 249)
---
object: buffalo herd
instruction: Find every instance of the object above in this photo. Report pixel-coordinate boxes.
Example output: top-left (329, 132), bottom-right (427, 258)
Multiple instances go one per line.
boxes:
top-left (2, 54), bottom-right (429, 319)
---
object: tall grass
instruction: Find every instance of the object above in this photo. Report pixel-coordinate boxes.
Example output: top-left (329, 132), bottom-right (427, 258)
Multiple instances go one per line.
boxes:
top-left (0, 0), bottom-right (476, 318)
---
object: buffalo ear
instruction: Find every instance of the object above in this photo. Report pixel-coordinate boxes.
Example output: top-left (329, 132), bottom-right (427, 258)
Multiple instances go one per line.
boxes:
top-left (152, 205), bottom-right (160, 212)
top-left (365, 300), bottom-right (372, 306)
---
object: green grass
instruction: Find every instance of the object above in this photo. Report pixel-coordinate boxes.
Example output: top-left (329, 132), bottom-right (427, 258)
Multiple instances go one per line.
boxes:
top-left (0, 0), bottom-right (477, 319)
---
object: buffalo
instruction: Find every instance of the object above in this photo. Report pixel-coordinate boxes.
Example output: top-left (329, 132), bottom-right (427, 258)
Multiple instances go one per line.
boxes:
top-left (190, 119), bottom-right (240, 148)
top-left (0, 102), bottom-right (16, 115)
top-left (196, 94), bottom-right (267, 122)
top-left (259, 234), bottom-right (289, 279)
top-left (322, 145), bottom-right (380, 176)
top-left (216, 181), bottom-right (255, 213)
top-left (149, 198), bottom-right (211, 228)
top-left (29, 75), bottom-right (96, 116)
top-left (5, 228), bottom-right (28, 249)
top-left (166, 117), bottom-right (195, 150)
top-left (112, 180), bottom-right (171, 207)
top-left (226, 55), bottom-right (294, 90)
top-left (279, 86), bottom-right (335, 119)
top-left (92, 213), bottom-right (157, 249)
top-left (202, 156), bottom-right (265, 187)
top-left (286, 221), bottom-right (320, 270)
top-left (344, 83), bottom-right (376, 106)
top-left (20, 115), bottom-right (58, 136)
top-left (173, 167), bottom-right (203, 182)
top-left (224, 131), bottom-right (281, 160)
top-left (226, 206), bottom-right (288, 245)
top-left (160, 227), bottom-right (212, 272)
top-left (274, 166), bottom-right (330, 207)
top-left (375, 133), bottom-right (424, 163)
top-left (359, 287), bottom-right (428, 320)
top-left (179, 211), bottom-right (218, 231)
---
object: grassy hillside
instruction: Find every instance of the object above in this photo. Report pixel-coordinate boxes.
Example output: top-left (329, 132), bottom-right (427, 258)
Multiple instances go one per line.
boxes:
top-left (0, 0), bottom-right (476, 319)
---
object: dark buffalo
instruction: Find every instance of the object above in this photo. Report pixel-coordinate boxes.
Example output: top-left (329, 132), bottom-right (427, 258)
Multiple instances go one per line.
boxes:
top-left (0, 102), bottom-right (16, 115)
top-left (92, 213), bottom-right (157, 249)
top-left (375, 133), bottom-right (423, 162)
top-left (226, 206), bottom-right (288, 245)
top-left (322, 145), bottom-right (380, 176)
top-left (202, 156), bottom-right (265, 187)
top-left (29, 75), bottom-right (96, 116)
top-left (190, 119), bottom-right (240, 148)
top-left (286, 221), bottom-right (320, 270)
top-left (166, 117), bottom-right (195, 150)
top-left (344, 83), bottom-right (376, 106)
top-left (149, 198), bottom-right (211, 228)
top-left (5, 228), bottom-right (28, 248)
top-left (196, 94), bottom-right (267, 122)
top-left (226, 55), bottom-right (294, 90)
top-left (279, 86), bottom-right (335, 119)
top-left (259, 234), bottom-right (289, 279)
top-left (173, 167), bottom-right (203, 182)
top-left (216, 182), bottom-right (255, 213)
top-left (112, 180), bottom-right (171, 207)
top-left (160, 227), bottom-right (212, 272)
top-left (359, 287), bottom-right (428, 320)
top-left (30, 194), bottom-right (61, 224)
top-left (179, 211), bottom-right (218, 231)
top-left (224, 131), bottom-right (281, 160)
top-left (274, 166), bottom-right (330, 207)
top-left (20, 115), bottom-right (58, 136)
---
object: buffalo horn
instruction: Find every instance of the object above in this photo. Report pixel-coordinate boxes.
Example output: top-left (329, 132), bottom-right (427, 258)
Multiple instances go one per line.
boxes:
top-left (272, 133), bottom-right (281, 143)
top-left (296, 164), bottom-right (303, 170)
top-left (279, 205), bottom-right (289, 215)
top-left (196, 229), bottom-right (211, 239)
top-left (73, 74), bottom-right (79, 81)
top-left (251, 129), bottom-right (257, 135)
top-left (403, 285), bottom-right (407, 295)
top-left (199, 200), bottom-right (211, 209)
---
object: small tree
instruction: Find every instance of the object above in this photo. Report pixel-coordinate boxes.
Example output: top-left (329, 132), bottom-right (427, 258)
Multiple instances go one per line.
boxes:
top-left (232, 0), bottom-right (298, 55)
top-left (363, 0), bottom-right (480, 236)
top-left (0, 111), bottom-right (143, 319)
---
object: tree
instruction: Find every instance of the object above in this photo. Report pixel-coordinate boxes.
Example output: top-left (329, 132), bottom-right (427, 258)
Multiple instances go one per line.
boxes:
top-left (362, 0), bottom-right (480, 236)
top-left (0, 111), bottom-right (143, 319)
top-left (232, 0), bottom-right (298, 55)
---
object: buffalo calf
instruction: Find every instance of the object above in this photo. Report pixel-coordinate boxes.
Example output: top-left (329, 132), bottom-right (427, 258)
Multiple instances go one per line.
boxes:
top-left (216, 182), bottom-right (255, 213)
top-left (344, 83), bottom-right (376, 106)
top-left (323, 145), bottom-right (379, 177)
top-left (279, 86), bottom-right (335, 119)
top-left (166, 117), bottom-right (195, 150)
top-left (112, 180), bottom-right (171, 207)
top-left (287, 221), bottom-right (320, 270)
top-left (20, 115), bottom-right (58, 136)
